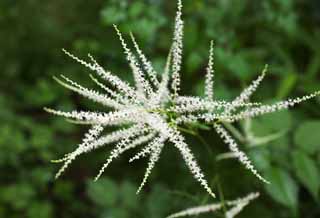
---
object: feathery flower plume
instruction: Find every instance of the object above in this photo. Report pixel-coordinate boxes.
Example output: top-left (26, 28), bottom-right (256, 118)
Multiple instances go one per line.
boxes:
top-left (167, 192), bottom-right (260, 218)
top-left (213, 123), bottom-right (269, 183)
top-left (171, 0), bottom-right (184, 98)
top-left (205, 40), bottom-right (215, 100)
top-left (46, 0), bottom-right (319, 197)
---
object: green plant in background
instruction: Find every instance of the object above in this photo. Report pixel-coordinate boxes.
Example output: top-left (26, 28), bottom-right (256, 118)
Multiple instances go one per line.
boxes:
top-left (1, 0), bottom-right (320, 218)
top-left (44, 0), bottom-right (319, 215)
top-left (87, 177), bottom-right (171, 218)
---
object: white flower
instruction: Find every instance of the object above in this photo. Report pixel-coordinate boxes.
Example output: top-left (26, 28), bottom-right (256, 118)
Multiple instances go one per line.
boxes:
top-left (205, 40), bottom-right (214, 100)
top-left (46, 0), bottom-right (319, 197)
top-left (167, 192), bottom-right (260, 218)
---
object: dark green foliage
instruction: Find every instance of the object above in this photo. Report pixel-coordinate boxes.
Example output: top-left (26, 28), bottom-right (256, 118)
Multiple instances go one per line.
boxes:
top-left (0, 0), bottom-right (319, 217)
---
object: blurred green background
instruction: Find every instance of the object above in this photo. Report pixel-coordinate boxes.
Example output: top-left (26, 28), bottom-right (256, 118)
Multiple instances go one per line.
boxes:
top-left (1, 0), bottom-right (320, 217)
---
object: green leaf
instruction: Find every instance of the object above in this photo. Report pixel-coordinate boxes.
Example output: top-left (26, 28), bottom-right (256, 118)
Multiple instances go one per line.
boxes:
top-left (189, 122), bottom-right (211, 131)
top-left (87, 178), bottom-right (119, 207)
top-left (248, 147), bottom-right (271, 171)
top-left (53, 181), bottom-right (74, 201)
top-left (120, 181), bottom-right (139, 210)
top-left (249, 111), bottom-right (291, 151)
top-left (31, 167), bottom-right (52, 188)
top-left (27, 202), bottom-right (52, 218)
top-left (294, 121), bottom-right (320, 154)
top-left (128, 2), bottom-right (144, 18)
top-left (30, 125), bottom-right (53, 149)
top-left (264, 167), bottom-right (298, 210)
top-left (0, 125), bottom-right (26, 153)
top-left (146, 185), bottom-right (171, 218)
top-left (292, 150), bottom-right (320, 199)
top-left (228, 54), bottom-right (251, 81)
top-left (251, 110), bottom-right (292, 136)
top-left (1, 183), bottom-right (35, 210)
top-left (277, 73), bottom-right (298, 99)
top-left (25, 79), bottom-right (58, 106)
top-left (100, 208), bottom-right (129, 218)
top-left (186, 53), bottom-right (202, 74)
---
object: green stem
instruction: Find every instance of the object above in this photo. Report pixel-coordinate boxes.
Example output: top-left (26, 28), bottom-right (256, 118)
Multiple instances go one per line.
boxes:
top-left (177, 126), bottom-right (197, 136)
top-left (222, 122), bottom-right (245, 143)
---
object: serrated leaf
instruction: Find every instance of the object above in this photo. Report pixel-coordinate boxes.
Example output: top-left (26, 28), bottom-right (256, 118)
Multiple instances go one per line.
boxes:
top-left (264, 167), bottom-right (298, 210)
top-left (292, 151), bottom-right (320, 200)
top-left (294, 121), bottom-right (320, 154)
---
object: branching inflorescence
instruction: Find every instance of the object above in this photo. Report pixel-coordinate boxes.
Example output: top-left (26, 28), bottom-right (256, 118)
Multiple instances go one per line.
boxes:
top-left (167, 192), bottom-right (260, 218)
top-left (46, 0), bottom-right (319, 197)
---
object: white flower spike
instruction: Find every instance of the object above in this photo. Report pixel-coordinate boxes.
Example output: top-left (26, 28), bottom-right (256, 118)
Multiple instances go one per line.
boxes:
top-left (46, 0), bottom-right (319, 197)
top-left (205, 40), bottom-right (215, 100)
top-left (167, 192), bottom-right (260, 218)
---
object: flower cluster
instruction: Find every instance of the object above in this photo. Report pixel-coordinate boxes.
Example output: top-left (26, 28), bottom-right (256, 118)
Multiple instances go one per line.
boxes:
top-left (167, 192), bottom-right (260, 218)
top-left (46, 0), bottom-right (319, 197)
